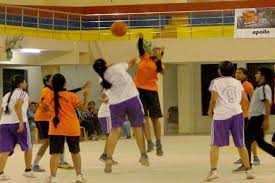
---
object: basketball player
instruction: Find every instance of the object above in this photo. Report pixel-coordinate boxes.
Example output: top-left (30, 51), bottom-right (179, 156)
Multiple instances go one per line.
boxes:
top-left (204, 61), bottom-right (254, 181)
top-left (234, 67), bottom-right (275, 172)
top-left (0, 75), bottom-right (35, 181)
top-left (33, 75), bottom-right (89, 172)
top-left (43, 73), bottom-right (89, 183)
top-left (234, 68), bottom-right (260, 165)
top-left (93, 57), bottom-right (149, 174)
top-left (135, 33), bottom-right (164, 155)
top-left (98, 89), bottom-right (118, 165)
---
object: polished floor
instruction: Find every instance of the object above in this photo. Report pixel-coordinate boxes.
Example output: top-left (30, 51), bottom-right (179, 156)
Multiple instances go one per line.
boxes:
top-left (2, 135), bottom-right (275, 183)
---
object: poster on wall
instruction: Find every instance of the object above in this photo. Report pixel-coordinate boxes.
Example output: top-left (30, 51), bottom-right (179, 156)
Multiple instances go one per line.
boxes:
top-left (234, 8), bottom-right (275, 38)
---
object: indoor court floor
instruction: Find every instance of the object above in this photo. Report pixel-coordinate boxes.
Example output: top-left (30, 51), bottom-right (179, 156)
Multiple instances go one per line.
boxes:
top-left (3, 135), bottom-right (275, 183)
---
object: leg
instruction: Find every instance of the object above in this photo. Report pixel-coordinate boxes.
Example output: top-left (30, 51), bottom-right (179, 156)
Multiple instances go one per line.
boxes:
top-left (33, 139), bottom-right (49, 166)
top-left (151, 117), bottom-right (163, 156)
top-left (104, 127), bottom-right (121, 173)
top-left (24, 150), bottom-right (32, 170)
top-left (50, 154), bottom-right (61, 177)
top-left (251, 142), bottom-right (258, 157)
top-left (143, 117), bottom-right (152, 142)
top-left (210, 146), bottom-right (219, 170)
top-left (49, 135), bottom-right (65, 178)
top-left (255, 129), bottom-right (275, 157)
top-left (71, 153), bottom-right (81, 175)
top-left (0, 152), bottom-right (9, 173)
top-left (133, 127), bottom-right (149, 166)
top-left (237, 147), bottom-right (250, 169)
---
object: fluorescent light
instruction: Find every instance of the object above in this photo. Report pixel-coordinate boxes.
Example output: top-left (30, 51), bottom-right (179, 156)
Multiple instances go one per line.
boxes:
top-left (20, 48), bottom-right (41, 53)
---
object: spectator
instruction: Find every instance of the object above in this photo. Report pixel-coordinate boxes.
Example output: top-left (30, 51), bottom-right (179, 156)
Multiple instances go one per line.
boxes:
top-left (76, 109), bottom-right (93, 139)
top-left (27, 102), bottom-right (37, 143)
top-left (85, 101), bottom-right (101, 139)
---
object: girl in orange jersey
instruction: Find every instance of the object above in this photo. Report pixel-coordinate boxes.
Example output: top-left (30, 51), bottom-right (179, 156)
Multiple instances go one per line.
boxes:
top-left (33, 75), bottom-right (89, 172)
top-left (134, 33), bottom-right (164, 156)
top-left (43, 73), bottom-right (89, 183)
top-left (235, 68), bottom-right (260, 165)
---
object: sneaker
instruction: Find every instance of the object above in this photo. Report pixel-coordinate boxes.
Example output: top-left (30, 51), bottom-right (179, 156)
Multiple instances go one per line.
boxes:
top-left (253, 156), bottom-right (260, 165)
top-left (147, 142), bottom-right (154, 153)
top-left (23, 171), bottom-right (36, 178)
top-left (99, 154), bottom-right (107, 162)
top-left (156, 144), bottom-right (164, 156)
top-left (139, 154), bottom-right (150, 167)
top-left (246, 169), bottom-right (255, 179)
top-left (0, 173), bottom-right (11, 181)
top-left (58, 162), bottom-right (74, 169)
top-left (99, 154), bottom-right (118, 165)
top-left (47, 176), bottom-right (58, 183)
top-left (234, 158), bottom-right (242, 164)
top-left (32, 165), bottom-right (46, 172)
top-left (203, 170), bottom-right (218, 182)
top-left (75, 174), bottom-right (86, 183)
top-left (104, 159), bottom-right (113, 173)
top-left (232, 165), bottom-right (252, 173)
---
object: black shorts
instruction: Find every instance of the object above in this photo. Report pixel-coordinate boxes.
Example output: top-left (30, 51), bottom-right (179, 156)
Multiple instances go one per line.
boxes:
top-left (35, 121), bottom-right (49, 140)
top-left (244, 118), bottom-right (249, 130)
top-left (49, 135), bottom-right (80, 154)
top-left (272, 131), bottom-right (275, 142)
top-left (138, 88), bottom-right (163, 118)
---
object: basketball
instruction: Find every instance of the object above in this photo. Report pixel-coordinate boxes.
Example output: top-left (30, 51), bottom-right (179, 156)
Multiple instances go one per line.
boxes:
top-left (111, 21), bottom-right (128, 37)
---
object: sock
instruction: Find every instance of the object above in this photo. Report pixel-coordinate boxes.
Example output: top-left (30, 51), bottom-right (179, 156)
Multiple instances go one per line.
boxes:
top-left (211, 168), bottom-right (217, 171)
top-left (25, 168), bottom-right (31, 172)
top-left (33, 155), bottom-right (42, 166)
top-left (60, 154), bottom-right (65, 163)
top-left (147, 139), bottom-right (153, 144)
top-left (156, 139), bottom-right (161, 146)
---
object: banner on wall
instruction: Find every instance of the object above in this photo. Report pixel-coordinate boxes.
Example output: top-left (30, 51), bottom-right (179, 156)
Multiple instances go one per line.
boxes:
top-left (234, 8), bottom-right (275, 38)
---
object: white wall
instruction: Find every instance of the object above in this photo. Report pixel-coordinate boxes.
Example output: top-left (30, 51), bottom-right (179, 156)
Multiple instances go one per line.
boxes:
top-left (163, 64), bottom-right (178, 133)
top-left (60, 65), bottom-right (102, 106)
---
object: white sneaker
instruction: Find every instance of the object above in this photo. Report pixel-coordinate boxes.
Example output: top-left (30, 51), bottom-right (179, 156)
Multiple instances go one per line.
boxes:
top-left (246, 169), bottom-right (255, 180)
top-left (23, 171), bottom-right (36, 178)
top-left (75, 174), bottom-right (86, 183)
top-left (204, 170), bottom-right (219, 182)
top-left (47, 176), bottom-right (58, 183)
top-left (0, 173), bottom-right (11, 181)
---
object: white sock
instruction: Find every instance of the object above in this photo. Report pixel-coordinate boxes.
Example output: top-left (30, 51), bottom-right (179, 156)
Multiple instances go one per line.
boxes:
top-left (33, 155), bottom-right (42, 166)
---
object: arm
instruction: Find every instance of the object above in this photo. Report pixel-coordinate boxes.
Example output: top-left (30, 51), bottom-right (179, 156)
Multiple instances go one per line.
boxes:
top-left (15, 99), bottom-right (24, 133)
top-left (138, 33), bottom-right (145, 56)
top-left (69, 81), bottom-right (91, 93)
top-left (207, 91), bottom-right (218, 117)
top-left (262, 100), bottom-right (271, 131)
top-left (247, 89), bottom-right (254, 101)
top-left (76, 90), bottom-right (89, 111)
top-left (128, 57), bottom-right (138, 68)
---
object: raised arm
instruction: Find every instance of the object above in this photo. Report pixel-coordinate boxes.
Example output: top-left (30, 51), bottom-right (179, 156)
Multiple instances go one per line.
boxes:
top-left (138, 33), bottom-right (145, 56)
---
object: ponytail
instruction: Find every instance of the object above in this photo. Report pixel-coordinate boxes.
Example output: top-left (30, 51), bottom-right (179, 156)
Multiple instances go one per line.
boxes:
top-left (93, 58), bottom-right (112, 89)
top-left (51, 73), bottom-right (66, 128)
top-left (4, 89), bottom-right (15, 114)
top-left (4, 75), bottom-right (25, 115)
top-left (53, 90), bottom-right (60, 128)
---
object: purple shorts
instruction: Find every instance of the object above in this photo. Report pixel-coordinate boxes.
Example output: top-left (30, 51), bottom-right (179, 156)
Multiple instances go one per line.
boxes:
top-left (109, 96), bottom-right (144, 128)
top-left (99, 117), bottom-right (112, 135)
top-left (211, 113), bottom-right (245, 148)
top-left (0, 123), bottom-right (32, 155)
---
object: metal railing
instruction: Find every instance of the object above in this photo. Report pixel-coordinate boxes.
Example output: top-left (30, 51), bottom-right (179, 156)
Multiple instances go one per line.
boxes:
top-left (0, 4), bottom-right (236, 39)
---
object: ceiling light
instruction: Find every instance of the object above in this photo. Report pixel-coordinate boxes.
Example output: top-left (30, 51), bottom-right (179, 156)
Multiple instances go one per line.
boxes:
top-left (20, 48), bottom-right (41, 53)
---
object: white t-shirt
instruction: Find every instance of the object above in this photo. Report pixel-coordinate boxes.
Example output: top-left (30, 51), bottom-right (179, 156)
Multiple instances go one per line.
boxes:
top-left (209, 77), bottom-right (243, 120)
top-left (98, 89), bottom-right (110, 118)
top-left (104, 62), bottom-right (139, 105)
top-left (0, 88), bottom-right (29, 124)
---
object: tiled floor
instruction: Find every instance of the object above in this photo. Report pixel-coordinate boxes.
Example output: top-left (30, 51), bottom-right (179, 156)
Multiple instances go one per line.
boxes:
top-left (2, 135), bottom-right (275, 183)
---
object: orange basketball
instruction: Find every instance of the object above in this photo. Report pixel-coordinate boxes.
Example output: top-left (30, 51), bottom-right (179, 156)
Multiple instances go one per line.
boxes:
top-left (111, 21), bottom-right (128, 37)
